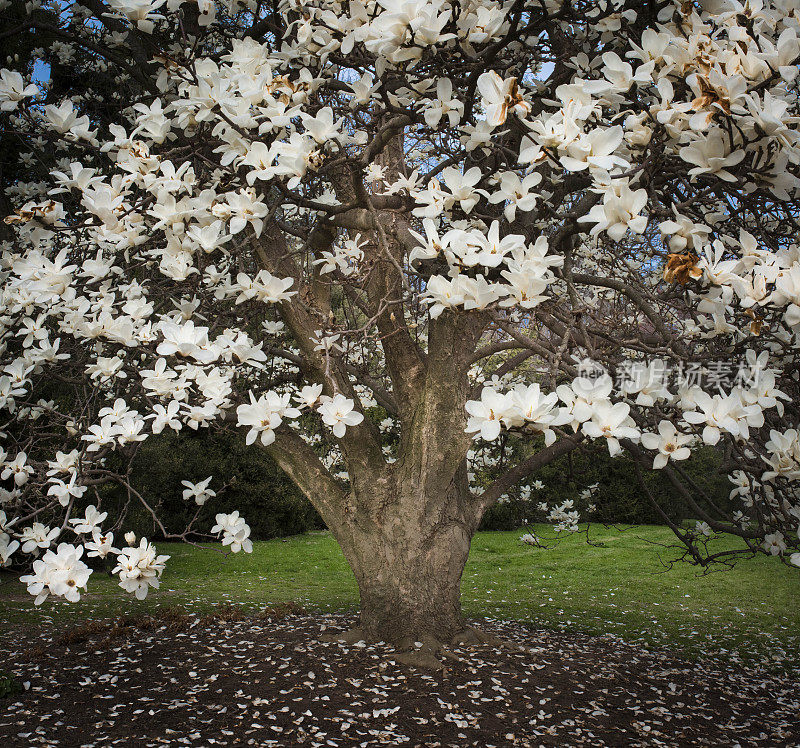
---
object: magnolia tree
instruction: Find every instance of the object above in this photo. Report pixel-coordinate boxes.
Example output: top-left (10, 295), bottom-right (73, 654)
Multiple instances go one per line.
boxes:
top-left (2, 0), bottom-right (800, 647)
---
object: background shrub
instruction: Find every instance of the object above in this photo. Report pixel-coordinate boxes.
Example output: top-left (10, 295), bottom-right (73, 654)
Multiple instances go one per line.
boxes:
top-left (76, 428), bottom-right (731, 538)
top-left (102, 430), bottom-right (323, 541)
top-left (480, 439), bottom-right (730, 531)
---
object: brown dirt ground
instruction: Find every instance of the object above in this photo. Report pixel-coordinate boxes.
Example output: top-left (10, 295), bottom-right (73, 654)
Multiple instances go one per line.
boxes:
top-left (1, 606), bottom-right (798, 747)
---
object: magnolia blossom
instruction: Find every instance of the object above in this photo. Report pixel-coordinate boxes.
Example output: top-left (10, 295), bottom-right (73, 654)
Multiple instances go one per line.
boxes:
top-left (181, 476), bottom-right (216, 505)
top-left (579, 180), bottom-right (648, 240)
top-left (318, 394), bottom-right (364, 438)
top-left (477, 71), bottom-right (531, 126)
top-left (19, 523), bottom-right (60, 554)
top-left (20, 543), bottom-right (92, 604)
top-left (236, 391), bottom-right (299, 446)
top-left (86, 531), bottom-right (119, 559)
top-left (211, 511), bottom-right (253, 554)
top-left (556, 374), bottom-right (614, 431)
top-left (681, 393), bottom-right (741, 445)
top-left (581, 402), bottom-right (640, 457)
top-left (295, 383), bottom-right (324, 409)
top-left (762, 429), bottom-right (800, 481)
top-left (620, 360), bottom-right (672, 406)
top-left (679, 129), bottom-right (746, 182)
top-left (762, 532), bottom-right (787, 556)
top-left (465, 388), bottom-right (507, 441)
top-left (559, 126), bottom-right (626, 172)
top-left (640, 421), bottom-right (692, 469)
top-left (488, 171), bottom-right (542, 222)
top-left (696, 521), bottom-right (712, 537)
top-left (68, 504), bottom-right (108, 534)
top-left (112, 538), bottom-right (170, 599)
top-left (47, 474), bottom-right (87, 506)
top-left (157, 320), bottom-right (217, 364)
top-left (235, 270), bottom-right (296, 305)
top-left (2, 452), bottom-right (33, 486)
top-left (424, 77), bottom-right (464, 128)
top-left (548, 500), bottom-right (581, 533)
top-left (0, 534), bottom-right (19, 566)
top-left (0, 69), bottom-right (38, 111)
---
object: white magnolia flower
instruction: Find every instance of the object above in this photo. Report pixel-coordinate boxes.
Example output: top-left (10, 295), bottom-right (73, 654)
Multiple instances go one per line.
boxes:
top-left (295, 383), bottom-right (324, 408)
top-left (695, 521), bottom-right (712, 537)
top-left (640, 421), bottom-right (692, 469)
top-left (488, 171), bottom-right (542, 222)
top-left (557, 373), bottom-right (614, 430)
top-left (681, 393), bottom-right (740, 445)
top-left (157, 320), bottom-right (218, 364)
top-left (20, 543), bottom-right (92, 604)
top-left (112, 538), bottom-right (170, 599)
top-left (0, 69), bottom-right (39, 111)
top-left (151, 400), bottom-right (183, 434)
top-left (19, 523), bottom-right (60, 554)
top-left (465, 387), bottom-right (508, 441)
top-left (211, 511), bottom-right (253, 553)
top-left (236, 390), bottom-right (300, 446)
top-left (579, 180), bottom-right (648, 240)
top-left (477, 71), bottom-right (531, 126)
top-left (620, 359), bottom-right (672, 406)
top-left (762, 531), bottom-right (787, 556)
top-left (0, 534), bottom-right (19, 566)
top-left (317, 394), bottom-right (364, 438)
top-left (68, 505), bottom-right (108, 534)
top-left (235, 270), bottom-right (296, 305)
top-left (47, 473), bottom-right (87, 506)
top-left (1, 452), bottom-right (34, 486)
top-left (181, 476), bottom-right (216, 505)
top-left (679, 129), bottom-right (746, 182)
top-left (86, 531), bottom-right (119, 559)
top-left (424, 78), bottom-right (464, 128)
top-left (581, 401), bottom-right (639, 456)
top-left (559, 126), bottom-right (626, 173)
top-left (441, 166), bottom-right (482, 214)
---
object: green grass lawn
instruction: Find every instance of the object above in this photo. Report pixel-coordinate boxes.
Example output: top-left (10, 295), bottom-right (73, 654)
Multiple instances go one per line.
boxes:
top-left (1, 525), bottom-right (797, 669)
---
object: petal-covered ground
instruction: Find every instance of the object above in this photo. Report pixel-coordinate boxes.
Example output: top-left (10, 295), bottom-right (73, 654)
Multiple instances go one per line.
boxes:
top-left (1, 609), bottom-right (797, 747)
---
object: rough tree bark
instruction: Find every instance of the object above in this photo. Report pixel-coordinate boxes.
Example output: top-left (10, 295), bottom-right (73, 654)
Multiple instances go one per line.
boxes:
top-left (251, 126), bottom-right (547, 652)
top-left (270, 434), bottom-right (482, 647)
top-left (264, 307), bottom-right (490, 647)
top-left (341, 474), bottom-right (476, 642)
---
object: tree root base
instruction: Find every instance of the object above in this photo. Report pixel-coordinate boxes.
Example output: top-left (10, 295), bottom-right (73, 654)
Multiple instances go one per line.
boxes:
top-left (319, 628), bottom-right (367, 645)
top-left (319, 625), bottom-right (528, 671)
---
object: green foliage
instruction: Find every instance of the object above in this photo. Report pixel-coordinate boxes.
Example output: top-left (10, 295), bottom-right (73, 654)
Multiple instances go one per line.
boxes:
top-left (480, 439), bottom-right (730, 530)
top-left (103, 430), bottom-right (323, 541)
top-left (0, 671), bottom-right (22, 699)
top-left (2, 527), bottom-right (796, 669)
top-left (84, 421), bottom-right (732, 539)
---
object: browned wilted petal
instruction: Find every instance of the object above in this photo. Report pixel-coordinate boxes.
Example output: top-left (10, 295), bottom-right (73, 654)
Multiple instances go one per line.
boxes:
top-left (4, 210), bottom-right (34, 225)
top-left (664, 253), bottom-right (700, 284)
top-left (745, 309), bottom-right (764, 336)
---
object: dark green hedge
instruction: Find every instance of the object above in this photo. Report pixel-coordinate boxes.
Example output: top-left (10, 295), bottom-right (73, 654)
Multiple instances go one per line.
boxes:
top-left (95, 429), bottom-right (729, 538)
top-left (103, 430), bottom-right (323, 541)
top-left (480, 439), bottom-right (730, 530)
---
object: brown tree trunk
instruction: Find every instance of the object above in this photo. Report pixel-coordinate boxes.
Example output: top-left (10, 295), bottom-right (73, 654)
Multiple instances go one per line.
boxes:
top-left (332, 467), bottom-right (479, 644)
top-left (349, 521), bottom-right (472, 643)
top-left (265, 312), bottom-right (488, 647)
